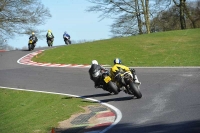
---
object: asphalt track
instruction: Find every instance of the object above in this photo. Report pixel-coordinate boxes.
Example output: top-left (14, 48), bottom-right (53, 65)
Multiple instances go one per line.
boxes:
top-left (0, 48), bottom-right (200, 133)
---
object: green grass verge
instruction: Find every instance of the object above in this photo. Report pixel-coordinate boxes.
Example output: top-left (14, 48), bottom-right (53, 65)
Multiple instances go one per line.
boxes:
top-left (0, 88), bottom-right (97, 133)
top-left (32, 28), bottom-right (200, 66)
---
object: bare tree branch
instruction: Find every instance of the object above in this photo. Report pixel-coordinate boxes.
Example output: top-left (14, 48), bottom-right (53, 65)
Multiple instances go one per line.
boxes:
top-left (0, 0), bottom-right (51, 45)
top-left (87, 0), bottom-right (152, 37)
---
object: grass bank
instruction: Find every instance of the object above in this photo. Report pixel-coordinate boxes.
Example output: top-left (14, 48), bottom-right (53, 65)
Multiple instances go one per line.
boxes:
top-left (33, 29), bottom-right (200, 66)
top-left (0, 88), bottom-right (97, 133)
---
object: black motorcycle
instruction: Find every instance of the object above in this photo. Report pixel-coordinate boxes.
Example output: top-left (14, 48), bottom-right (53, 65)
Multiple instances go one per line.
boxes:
top-left (91, 68), bottom-right (119, 95)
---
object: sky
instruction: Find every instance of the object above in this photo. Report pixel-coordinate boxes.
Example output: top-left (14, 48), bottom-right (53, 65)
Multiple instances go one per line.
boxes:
top-left (8, 0), bottom-right (113, 49)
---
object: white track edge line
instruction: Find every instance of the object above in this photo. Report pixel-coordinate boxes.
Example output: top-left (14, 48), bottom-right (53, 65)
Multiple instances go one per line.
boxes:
top-left (0, 86), bottom-right (122, 133)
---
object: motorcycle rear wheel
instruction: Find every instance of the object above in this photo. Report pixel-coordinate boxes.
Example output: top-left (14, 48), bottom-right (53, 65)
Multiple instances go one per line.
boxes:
top-left (108, 81), bottom-right (119, 95)
top-left (129, 82), bottom-right (142, 99)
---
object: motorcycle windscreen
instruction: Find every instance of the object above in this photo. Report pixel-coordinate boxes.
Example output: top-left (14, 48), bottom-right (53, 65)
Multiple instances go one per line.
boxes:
top-left (92, 70), bottom-right (100, 77)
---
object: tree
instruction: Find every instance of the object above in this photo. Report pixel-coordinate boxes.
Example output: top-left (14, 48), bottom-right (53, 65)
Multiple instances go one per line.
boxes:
top-left (173, 0), bottom-right (186, 29)
top-left (151, 0), bottom-right (200, 31)
top-left (87, 0), bottom-right (151, 37)
top-left (151, 5), bottom-right (181, 31)
top-left (183, 0), bottom-right (200, 28)
top-left (0, 0), bottom-right (51, 48)
top-left (157, 0), bottom-right (199, 30)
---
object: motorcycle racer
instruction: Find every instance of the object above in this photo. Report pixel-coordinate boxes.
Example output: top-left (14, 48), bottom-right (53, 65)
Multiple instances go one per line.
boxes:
top-left (110, 58), bottom-right (140, 89)
top-left (46, 30), bottom-right (54, 46)
top-left (88, 60), bottom-right (107, 88)
top-left (29, 32), bottom-right (38, 47)
top-left (63, 31), bottom-right (71, 44)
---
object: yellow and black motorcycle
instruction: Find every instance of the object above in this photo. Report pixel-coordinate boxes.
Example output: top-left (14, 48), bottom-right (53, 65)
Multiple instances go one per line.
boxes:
top-left (28, 38), bottom-right (35, 51)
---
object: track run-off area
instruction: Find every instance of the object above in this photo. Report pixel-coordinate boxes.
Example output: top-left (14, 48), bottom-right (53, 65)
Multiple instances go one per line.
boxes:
top-left (0, 49), bottom-right (200, 133)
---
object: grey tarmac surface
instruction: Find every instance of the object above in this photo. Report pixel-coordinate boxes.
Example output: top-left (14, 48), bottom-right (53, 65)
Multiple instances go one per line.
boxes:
top-left (0, 49), bottom-right (200, 133)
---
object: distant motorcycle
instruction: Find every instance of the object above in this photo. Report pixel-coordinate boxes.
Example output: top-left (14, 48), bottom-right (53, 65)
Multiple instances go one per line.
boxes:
top-left (47, 38), bottom-right (53, 47)
top-left (28, 38), bottom-right (36, 51)
top-left (91, 68), bottom-right (119, 94)
top-left (64, 36), bottom-right (71, 45)
top-left (116, 69), bottom-right (142, 99)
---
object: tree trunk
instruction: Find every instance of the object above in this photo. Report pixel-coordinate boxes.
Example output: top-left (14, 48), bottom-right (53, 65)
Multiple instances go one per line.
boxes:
top-left (141, 0), bottom-right (150, 34)
top-left (145, 0), bottom-right (150, 33)
top-left (180, 0), bottom-right (186, 29)
top-left (135, 0), bottom-right (143, 34)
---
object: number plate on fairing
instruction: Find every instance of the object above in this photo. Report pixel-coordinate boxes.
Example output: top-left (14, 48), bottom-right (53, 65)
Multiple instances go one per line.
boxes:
top-left (104, 76), bottom-right (111, 83)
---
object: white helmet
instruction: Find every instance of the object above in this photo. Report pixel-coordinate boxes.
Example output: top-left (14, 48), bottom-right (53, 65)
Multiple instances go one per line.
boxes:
top-left (92, 60), bottom-right (98, 65)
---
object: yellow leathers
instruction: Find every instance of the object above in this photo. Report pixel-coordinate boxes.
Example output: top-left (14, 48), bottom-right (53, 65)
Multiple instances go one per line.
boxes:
top-left (110, 64), bottom-right (131, 82)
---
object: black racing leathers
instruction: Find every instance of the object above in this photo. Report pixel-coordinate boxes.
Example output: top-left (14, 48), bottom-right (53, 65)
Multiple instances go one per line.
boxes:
top-left (88, 64), bottom-right (106, 87)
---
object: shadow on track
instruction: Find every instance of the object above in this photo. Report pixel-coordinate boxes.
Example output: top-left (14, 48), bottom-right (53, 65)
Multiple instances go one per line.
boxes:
top-left (81, 93), bottom-right (111, 98)
top-left (81, 92), bottom-right (135, 102)
top-left (80, 91), bottom-right (139, 102)
top-left (100, 96), bottom-right (134, 103)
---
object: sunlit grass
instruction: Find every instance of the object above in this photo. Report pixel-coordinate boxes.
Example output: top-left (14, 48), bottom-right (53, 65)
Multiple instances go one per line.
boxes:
top-left (0, 88), bottom-right (97, 133)
top-left (33, 28), bottom-right (200, 66)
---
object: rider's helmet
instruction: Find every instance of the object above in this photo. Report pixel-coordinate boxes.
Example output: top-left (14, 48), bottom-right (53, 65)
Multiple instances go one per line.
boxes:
top-left (32, 32), bottom-right (35, 36)
top-left (48, 30), bottom-right (52, 33)
top-left (114, 58), bottom-right (121, 64)
top-left (92, 60), bottom-right (98, 65)
top-left (64, 31), bottom-right (67, 34)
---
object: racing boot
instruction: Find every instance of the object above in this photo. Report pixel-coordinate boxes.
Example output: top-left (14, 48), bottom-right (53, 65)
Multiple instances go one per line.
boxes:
top-left (134, 74), bottom-right (141, 84)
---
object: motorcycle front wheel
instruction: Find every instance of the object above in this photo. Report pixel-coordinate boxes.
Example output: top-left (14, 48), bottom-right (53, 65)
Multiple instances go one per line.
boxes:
top-left (47, 40), bottom-right (52, 47)
top-left (129, 82), bottom-right (142, 99)
top-left (28, 44), bottom-right (32, 51)
top-left (65, 40), bottom-right (69, 45)
top-left (32, 44), bottom-right (35, 50)
top-left (65, 39), bottom-right (71, 45)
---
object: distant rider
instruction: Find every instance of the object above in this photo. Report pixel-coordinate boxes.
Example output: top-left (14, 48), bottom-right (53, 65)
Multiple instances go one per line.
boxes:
top-left (29, 32), bottom-right (38, 47)
top-left (88, 60), bottom-right (107, 88)
top-left (46, 30), bottom-right (54, 45)
top-left (110, 58), bottom-right (140, 90)
top-left (63, 31), bottom-right (71, 44)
